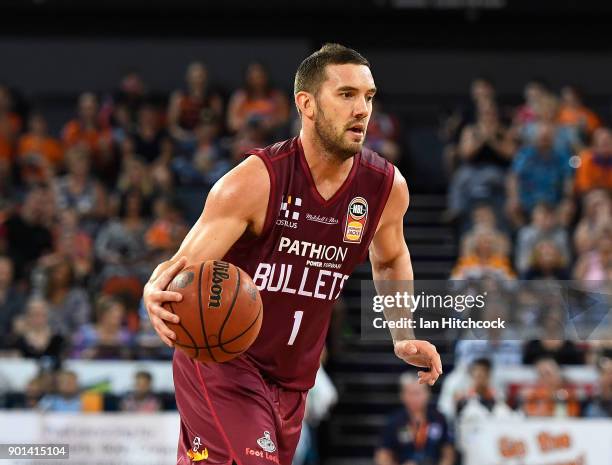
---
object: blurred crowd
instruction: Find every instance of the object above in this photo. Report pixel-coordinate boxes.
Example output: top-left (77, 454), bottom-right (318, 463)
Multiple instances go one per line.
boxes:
top-left (370, 78), bottom-right (612, 465)
top-left (442, 78), bottom-right (611, 284)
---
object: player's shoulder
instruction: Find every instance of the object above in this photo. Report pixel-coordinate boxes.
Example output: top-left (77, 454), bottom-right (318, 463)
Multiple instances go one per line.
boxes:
top-left (359, 146), bottom-right (395, 176)
top-left (248, 136), bottom-right (299, 163)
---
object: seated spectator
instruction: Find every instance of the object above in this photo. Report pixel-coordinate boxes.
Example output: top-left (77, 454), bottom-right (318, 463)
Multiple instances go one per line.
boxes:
top-left (514, 80), bottom-right (548, 127)
top-left (39, 255), bottom-right (91, 336)
top-left (38, 369), bottom-right (82, 413)
top-left (4, 186), bottom-right (54, 282)
top-left (99, 71), bottom-right (147, 131)
top-left (17, 112), bottom-right (63, 185)
top-left (454, 300), bottom-right (523, 368)
top-left (521, 358), bottom-right (580, 417)
top-left (558, 85), bottom-right (601, 138)
top-left (53, 209), bottom-right (94, 284)
top-left (515, 202), bottom-right (571, 275)
top-left (171, 110), bottom-right (231, 186)
top-left (167, 61), bottom-right (223, 146)
top-left (446, 101), bottom-right (515, 221)
top-left (95, 189), bottom-right (152, 285)
top-left (506, 122), bottom-right (574, 226)
top-left (115, 155), bottom-right (156, 204)
top-left (145, 195), bottom-right (188, 262)
top-left (366, 101), bottom-right (401, 163)
top-left (227, 62), bottom-right (290, 137)
top-left (0, 255), bottom-right (25, 349)
top-left (521, 95), bottom-right (580, 156)
top-left (72, 295), bottom-right (132, 359)
top-left (455, 358), bottom-right (500, 417)
top-left (375, 373), bottom-right (455, 465)
top-left (62, 92), bottom-right (114, 181)
top-left (54, 148), bottom-right (108, 232)
top-left (451, 228), bottom-right (515, 280)
top-left (120, 370), bottom-right (161, 412)
top-left (575, 127), bottom-right (612, 195)
top-left (230, 116), bottom-right (268, 164)
top-left (523, 239), bottom-right (570, 280)
top-left (441, 78), bottom-right (498, 174)
top-left (131, 104), bottom-right (171, 165)
top-left (574, 189), bottom-right (611, 255)
top-left (584, 357), bottom-right (612, 418)
top-left (11, 297), bottom-right (65, 363)
top-left (460, 203), bottom-right (510, 256)
top-left (573, 222), bottom-right (612, 283)
top-left (523, 310), bottom-right (585, 365)
top-left (7, 374), bottom-right (47, 409)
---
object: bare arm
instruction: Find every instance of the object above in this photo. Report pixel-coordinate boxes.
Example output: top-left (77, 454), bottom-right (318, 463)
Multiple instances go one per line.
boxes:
top-left (369, 168), bottom-right (443, 385)
top-left (144, 155), bottom-right (269, 346)
top-left (457, 126), bottom-right (482, 160)
top-left (438, 443), bottom-right (456, 465)
top-left (374, 448), bottom-right (398, 465)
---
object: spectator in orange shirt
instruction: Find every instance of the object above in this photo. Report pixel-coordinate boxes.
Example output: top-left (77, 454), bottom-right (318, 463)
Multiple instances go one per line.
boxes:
top-left (522, 358), bottom-right (580, 417)
top-left (558, 85), bottom-right (601, 137)
top-left (451, 227), bottom-right (515, 280)
top-left (17, 113), bottom-right (64, 185)
top-left (145, 195), bottom-right (188, 263)
top-left (227, 62), bottom-right (290, 137)
top-left (62, 92), bottom-right (114, 179)
top-left (575, 127), bottom-right (612, 195)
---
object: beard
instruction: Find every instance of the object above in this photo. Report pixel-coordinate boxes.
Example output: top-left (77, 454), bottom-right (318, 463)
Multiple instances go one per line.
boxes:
top-left (313, 105), bottom-right (364, 162)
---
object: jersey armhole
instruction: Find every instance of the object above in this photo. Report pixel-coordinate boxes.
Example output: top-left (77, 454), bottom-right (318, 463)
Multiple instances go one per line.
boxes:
top-left (245, 152), bottom-right (277, 243)
top-left (360, 163), bottom-right (396, 263)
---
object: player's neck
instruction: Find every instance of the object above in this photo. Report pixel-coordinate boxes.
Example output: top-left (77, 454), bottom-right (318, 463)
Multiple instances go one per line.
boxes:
top-left (299, 131), bottom-right (354, 184)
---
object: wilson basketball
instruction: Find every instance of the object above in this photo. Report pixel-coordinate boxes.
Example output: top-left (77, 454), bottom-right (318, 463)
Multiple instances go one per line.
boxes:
top-left (164, 260), bottom-right (263, 363)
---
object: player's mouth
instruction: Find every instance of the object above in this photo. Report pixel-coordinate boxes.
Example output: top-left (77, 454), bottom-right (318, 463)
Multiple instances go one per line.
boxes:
top-left (347, 124), bottom-right (365, 137)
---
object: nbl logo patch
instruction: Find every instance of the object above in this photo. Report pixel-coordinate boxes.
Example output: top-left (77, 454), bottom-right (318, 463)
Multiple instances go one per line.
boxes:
top-left (344, 197), bottom-right (368, 243)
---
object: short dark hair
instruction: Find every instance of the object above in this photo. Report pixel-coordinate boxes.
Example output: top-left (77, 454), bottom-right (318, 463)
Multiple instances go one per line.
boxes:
top-left (470, 358), bottom-right (492, 373)
top-left (294, 43), bottom-right (370, 96)
top-left (135, 370), bottom-right (153, 382)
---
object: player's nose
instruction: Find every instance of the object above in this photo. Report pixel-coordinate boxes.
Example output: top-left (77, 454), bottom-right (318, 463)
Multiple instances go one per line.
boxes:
top-left (353, 96), bottom-right (369, 119)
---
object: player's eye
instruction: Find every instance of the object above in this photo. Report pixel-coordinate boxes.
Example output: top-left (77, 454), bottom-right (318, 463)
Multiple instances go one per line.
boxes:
top-left (366, 95), bottom-right (374, 102)
top-left (341, 92), bottom-right (353, 99)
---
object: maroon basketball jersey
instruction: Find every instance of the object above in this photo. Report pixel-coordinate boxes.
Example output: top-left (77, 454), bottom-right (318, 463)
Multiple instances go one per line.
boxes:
top-left (224, 136), bottom-right (394, 390)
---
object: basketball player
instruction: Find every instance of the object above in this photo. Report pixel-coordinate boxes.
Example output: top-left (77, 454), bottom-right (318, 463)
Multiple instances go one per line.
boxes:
top-left (144, 44), bottom-right (443, 465)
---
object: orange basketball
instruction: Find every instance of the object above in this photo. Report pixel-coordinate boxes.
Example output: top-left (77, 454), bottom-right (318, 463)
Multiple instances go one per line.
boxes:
top-left (164, 260), bottom-right (263, 363)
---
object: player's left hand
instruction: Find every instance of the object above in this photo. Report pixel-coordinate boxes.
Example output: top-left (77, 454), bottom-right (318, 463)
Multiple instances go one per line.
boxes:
top-left (394, 340), bottom-right (443, 386)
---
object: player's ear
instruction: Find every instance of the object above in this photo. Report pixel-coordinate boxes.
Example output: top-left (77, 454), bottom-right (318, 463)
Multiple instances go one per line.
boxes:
top-left (295, 91), bottom-right (315, 119)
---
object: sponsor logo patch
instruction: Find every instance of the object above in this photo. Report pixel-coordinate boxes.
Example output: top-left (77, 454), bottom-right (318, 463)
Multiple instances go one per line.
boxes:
top-left (187, 436), bottom-right (208, 461)
top-left (343, 197), bottom-right (368, 243)
top-left (276, 194), bottom-right (301, 229)
top-left (257, 431), bottom-right (277, 453)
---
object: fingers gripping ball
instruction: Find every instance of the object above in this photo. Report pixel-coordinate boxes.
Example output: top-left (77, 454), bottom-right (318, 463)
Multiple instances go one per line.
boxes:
top-left (164, 260), bottom-right (263, 363)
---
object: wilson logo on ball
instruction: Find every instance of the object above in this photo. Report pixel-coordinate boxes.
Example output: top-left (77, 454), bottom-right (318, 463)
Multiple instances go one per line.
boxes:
top-left (208, 261), bottom-right (230, 308)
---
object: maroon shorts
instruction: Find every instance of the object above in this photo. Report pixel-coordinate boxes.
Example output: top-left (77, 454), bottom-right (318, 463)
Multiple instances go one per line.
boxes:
top-left (173, 350), bottom-right (307, 465)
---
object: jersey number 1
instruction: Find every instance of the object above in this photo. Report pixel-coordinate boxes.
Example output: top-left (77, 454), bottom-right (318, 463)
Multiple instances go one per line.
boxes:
top-left (287, 311), bottom-right (303, 346)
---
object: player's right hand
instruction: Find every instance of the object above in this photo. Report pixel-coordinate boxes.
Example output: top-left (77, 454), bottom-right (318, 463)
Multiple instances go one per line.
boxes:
top-left (143, 257), bottom-right (187, 347)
